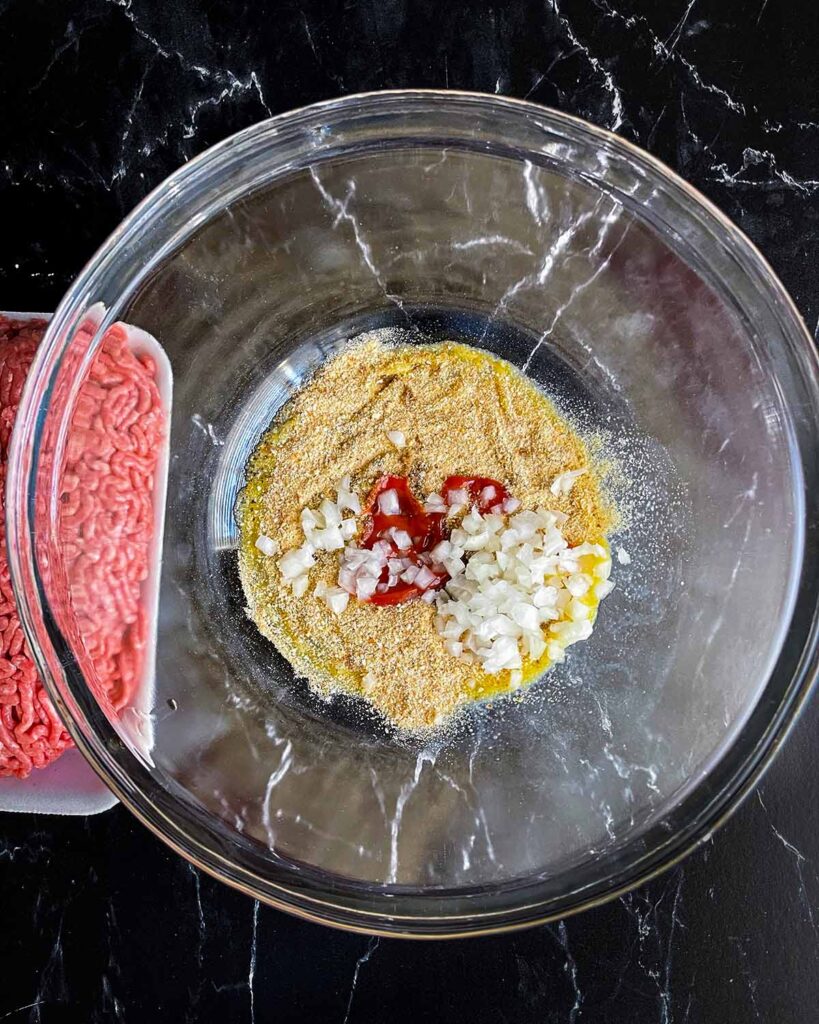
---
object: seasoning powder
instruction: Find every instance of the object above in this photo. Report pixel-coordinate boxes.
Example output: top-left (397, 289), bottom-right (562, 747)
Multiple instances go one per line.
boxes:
top-left (237, 335), bottom-right (613, 731)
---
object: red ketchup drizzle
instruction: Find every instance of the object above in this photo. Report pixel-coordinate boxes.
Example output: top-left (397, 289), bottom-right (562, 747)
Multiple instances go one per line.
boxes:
top-left (360, 474), bottom-right (508, 606)
top-left (361, 476), bottom-right (447, 605)
top-left (442, 475), bottom-right (511, 514)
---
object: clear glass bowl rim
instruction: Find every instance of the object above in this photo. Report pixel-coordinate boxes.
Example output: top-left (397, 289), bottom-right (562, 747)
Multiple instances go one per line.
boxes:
top-left (7, 90), bottom-right (819, 937)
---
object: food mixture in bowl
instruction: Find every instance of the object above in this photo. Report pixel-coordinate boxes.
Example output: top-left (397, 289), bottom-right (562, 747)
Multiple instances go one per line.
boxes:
top-left (237, 332), bottom-right (616, 731)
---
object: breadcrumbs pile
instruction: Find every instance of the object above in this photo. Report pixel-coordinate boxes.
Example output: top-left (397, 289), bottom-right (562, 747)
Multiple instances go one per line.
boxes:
top-left (238, 333), bottom-right (613, 731)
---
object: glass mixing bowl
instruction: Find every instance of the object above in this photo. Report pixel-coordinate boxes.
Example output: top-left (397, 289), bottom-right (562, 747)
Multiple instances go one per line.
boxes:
top-left (7, 92), bottom-right (819, 936)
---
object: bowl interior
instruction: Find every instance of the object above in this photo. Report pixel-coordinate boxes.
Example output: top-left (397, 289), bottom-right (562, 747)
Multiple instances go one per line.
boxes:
top-left (13, 95), bottom-right (818, 933)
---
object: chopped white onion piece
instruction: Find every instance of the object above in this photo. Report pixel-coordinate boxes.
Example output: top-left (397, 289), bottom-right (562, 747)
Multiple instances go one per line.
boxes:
top-left (443, 556), bottom-right (465, 577)
top-left (414, 565), bottom-right (437, 590)
top-left (511, 602), bottom-right (539, 632)
top-left (342, 546), bottom-right (370, 570)
top-left (429, 540), bottom-right (452, 562)
top-left (595, 579), bottom-right (615, 600)
top-left (278, 544), bottom-right (315, 580)
top-left (291, 575), bottom-right (309, 598)
top-left (566, 573), bottom-right (593, 598)
top-left (355, 576), bottom-right (379, 600)
top-left (340, 519), bottom-right (357, 540)
top-left (319, 498), bottom-right (342, 529)
top-left (462, 509), bottom-right (485, 535)
top-left (390, 528), bottom-right (413, 551)
top-left (431, 502), bottom-right (614, 678)
top-left (314, 525), bottom-right (344, 551)
top-left (424, 493), bottom-right (448, 513)
top-left (421, 590), bottom-right (437, 604)
top-left (336, 476), bottom-right (362, 515)
top-left (378, 489), bottom-right (400, 515)
top-left (550, 468), bottom-right (588, 496)
top-left (524, 631), bottom-right (546, 662)
top-left (532, 585), bottom-right (558, 608)
top-left (567, 598), bottom-right (591, 622)
top-left (362, 671), bottom-right (377, 692)
top-left (447, 488), bottom-right (470, 508)
top-left (301, 508), bottom-right (322, 534)
top-left (502, 496), bottom-right (521, 513)
top-left (255, 534), bottom-right (278, 556)
top-left (617, 546), bottom-right (631, 565)
top-left (325, 588), bottom-right (350, 616)
top-left (372, 540), bottom-right (393, 561)
top-left (462, 531), bottom-right (490, 551)
top-left (549, 619), bottom-right (593, 644)
top-left (387, 429), bottom-right (406, 449)
top-left (338, 568), bottom-right (357, 594)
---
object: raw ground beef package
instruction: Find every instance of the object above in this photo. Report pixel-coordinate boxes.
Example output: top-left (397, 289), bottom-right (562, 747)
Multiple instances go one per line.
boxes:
top-left (0, 315), bottom-right (165, 779)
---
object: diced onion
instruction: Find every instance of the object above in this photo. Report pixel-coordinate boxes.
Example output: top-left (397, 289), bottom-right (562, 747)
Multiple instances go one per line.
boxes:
top-left (595, 579), bottom-right (615, 600)
top-left (447, 488), bottom-right (470, 508)
top-left (313, 525), bottom-right (344, 551)
top-left (279, 544), bottom-right (315, 580)
top-left (387, 430), bottom-right (406, 449)
top-left (511, 602), bottom-right (539, 632)
top-left (566, 573), bottom-right (593, 598)
top-left (372, 540), bottom-right (393, 561)
top-left (291, 575), bottom-right (309, 598)
top-left (414, 565), bottom-right (437, 590)
top-left (255, 534), bottom-right (278, 556)
top-left (338, 568), bottom-right (357, 594)
top-left (429, 540), bottom-right (451, 562)
top-left (378, 489), bottom-right (400, 515)
top-left (550, 468), bottom-right (587, 497)
top-left (355, 576), bottom-right (379, 600)
top-left (326, 588), bottom-right (350, 615)
top-left (424, 493), bottom-right (448, 513)
top-left (390, 528), bottom-right (413, 551)
top-left (431, 501), bottom-right (614, 680)
top-left (319, 498), bottom-right (341, 529)
top-left (336, 476), bottom-right (362, 515)
top-left (301, 508), bottom-right (322, 534)
top-left (315, 582), bottom-right (349, 615)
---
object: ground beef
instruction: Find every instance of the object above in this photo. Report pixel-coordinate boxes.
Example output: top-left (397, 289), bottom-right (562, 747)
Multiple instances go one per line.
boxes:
top-left (0, 316), bottom-right (164, 778)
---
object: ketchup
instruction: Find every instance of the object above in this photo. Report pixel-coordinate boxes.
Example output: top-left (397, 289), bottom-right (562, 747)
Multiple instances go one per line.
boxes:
top-left (361, 475), bottom-right (447, 605)
top-left (359, 473), bottom-right (508, 606)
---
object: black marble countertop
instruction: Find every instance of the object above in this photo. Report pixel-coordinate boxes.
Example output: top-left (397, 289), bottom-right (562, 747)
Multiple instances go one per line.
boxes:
top-left (2, 1), bottom-right (818, 1021)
